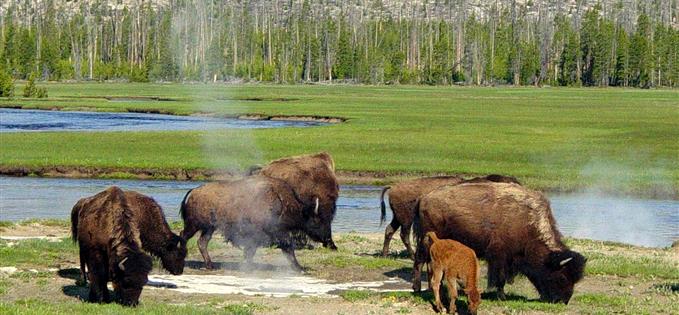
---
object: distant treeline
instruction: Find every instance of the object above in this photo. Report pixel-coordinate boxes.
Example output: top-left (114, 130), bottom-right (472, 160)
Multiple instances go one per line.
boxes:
top-left (0, 0), bottom-right (678, 88)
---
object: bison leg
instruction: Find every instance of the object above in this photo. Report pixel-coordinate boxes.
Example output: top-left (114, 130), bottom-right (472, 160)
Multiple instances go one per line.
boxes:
top-left (87, 252), bottom-right (109, 303)
top-left (444, 273), bottom-right (458, 314)
top-left (78, 248), bottom-right (88, 285)
top-left (431, 266), bottom-right (444, 313)
top-left (412, 236), bottom-right (430, 292)
top-left (487, 259), bottom-right (507, 300)
top-left (280, 245), bottom-right (303, 272)
top-left (399, 224), bottom-right (415, 259)
top-left (197, 228), bottom-right (215, 269)
top-left (323, 238), bottom-right (338, 251)
top-left (179, 222), bottom-right (200, 242)
top-left (381, 218), bottom-right (399, 257)
top-left (244, 246), bottom-right (257, 264)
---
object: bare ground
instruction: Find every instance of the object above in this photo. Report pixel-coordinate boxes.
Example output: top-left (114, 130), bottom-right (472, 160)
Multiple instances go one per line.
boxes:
top-left (1, 224), bottom-right (678, 314)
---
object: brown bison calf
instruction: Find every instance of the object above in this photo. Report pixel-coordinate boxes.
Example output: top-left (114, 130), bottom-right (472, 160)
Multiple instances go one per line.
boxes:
top-left (71, 187), bottom-right (187, 306)
top-left (425, 232), bottom-right (481, 315)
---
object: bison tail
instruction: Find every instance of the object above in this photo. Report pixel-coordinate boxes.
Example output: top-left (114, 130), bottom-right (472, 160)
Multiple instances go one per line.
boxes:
top-left (379, 186), bottom-right (391, 226)
top-left (179, 189), bottom-right (193, 221)
top-left (412, 198), bottom-right (423, 250)
top-left (70, 203), bottom-right (80, 244)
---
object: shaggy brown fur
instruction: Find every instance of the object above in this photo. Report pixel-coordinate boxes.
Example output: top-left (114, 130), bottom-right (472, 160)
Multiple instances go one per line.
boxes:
top-left (120, 191), bottom-right (187, 274)
top-left (380, 174), bottom-right (520, 258)
top-left (412, 182), bottom-right (586, 304)
top-left (425, 232), bottom-right (481, 315)
top-left (70, 186), bottom-right (153, 306)
top-left (257, 152), bottom-right (339, 250)
top-left (180, 175), bottom-right (321, 270)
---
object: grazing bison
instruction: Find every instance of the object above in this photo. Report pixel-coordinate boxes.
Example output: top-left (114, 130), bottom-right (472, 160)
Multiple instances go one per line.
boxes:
top-left (380, 174), bottom-right (520, 258)
top-left (71, 187), bottom-right (152, 306)
top-left (257, 152), bottom-right (340, 250)
top-left (412, 182), bottom-right (586, 304)
top-left (180, 175), bottom-right (326, 271)
top-left (425, 232), bottom-right (481, 315)
top-left (71, 187), bottom-right (187, 306)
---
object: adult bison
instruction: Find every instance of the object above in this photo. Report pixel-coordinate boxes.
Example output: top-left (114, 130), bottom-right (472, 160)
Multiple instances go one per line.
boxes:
top-left (256, 152), bottom-right (340, 250)
top-left (71, 186), bottom-right (187, 306)
top-left (412, 182), bottom-right (585, 304)
top-left (380, 174), bottom-right (520, 258)
top-left (180, 175), bottom-right (328, 271)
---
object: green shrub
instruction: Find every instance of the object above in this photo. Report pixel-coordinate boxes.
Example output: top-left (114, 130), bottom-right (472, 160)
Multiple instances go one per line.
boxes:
top-left (0, 69), bottom-right (14, 97)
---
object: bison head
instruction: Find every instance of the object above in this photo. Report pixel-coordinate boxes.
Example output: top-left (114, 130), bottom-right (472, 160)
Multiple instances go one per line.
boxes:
top-left (534, 250), bottom-right (586, 304)
top-left (159, 235), bottom-right (187, 275)
top-left (113, 252), bottom-right (152, 306)
top-left (303, 198), bottom-right (337, 250)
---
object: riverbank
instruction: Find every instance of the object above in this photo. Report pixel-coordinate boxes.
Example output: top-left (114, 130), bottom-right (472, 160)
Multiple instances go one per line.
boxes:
top-left (0, 220), bottom-right (677, 314)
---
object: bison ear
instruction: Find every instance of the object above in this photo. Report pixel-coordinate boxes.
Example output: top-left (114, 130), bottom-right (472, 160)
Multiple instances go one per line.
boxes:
top-left (118, 257), bottom-right (129, 271)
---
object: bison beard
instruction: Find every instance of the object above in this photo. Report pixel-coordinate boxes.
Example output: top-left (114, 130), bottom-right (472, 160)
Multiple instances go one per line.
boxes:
top-left (412, 182), bottom-right (586, 304)
top-left (180, 175), bottom-right (329, 271)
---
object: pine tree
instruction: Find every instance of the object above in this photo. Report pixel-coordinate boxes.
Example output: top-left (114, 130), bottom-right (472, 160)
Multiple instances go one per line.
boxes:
top-left (629, 14), bottom-right (653, 88)
top-left (0, 67), bottom-right (14, 97)
top-left (613, 27), bottom-right (630, 87)
top-left (23, 73), bottom-right (38, 97)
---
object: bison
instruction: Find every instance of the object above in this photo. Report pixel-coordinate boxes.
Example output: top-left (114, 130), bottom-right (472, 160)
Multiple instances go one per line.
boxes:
top-left (425, 231), bottom-right (481, 315)
top-left (180, 175), bottom-right (325, 271)
top-left (256, 152), bottom-right (340, 250)
top-left (412, 182), bottom-right (586, 304)
top-left (70, 187), bottom-right (141, 305)
top-left (380, 174), bottom-right (520, 258)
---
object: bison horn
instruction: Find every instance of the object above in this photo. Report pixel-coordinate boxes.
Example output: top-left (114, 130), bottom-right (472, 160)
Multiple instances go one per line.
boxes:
top-left (559, 257), bottom-right (573, 266)
top-left (314, 198), bottom-right (319, 215)
top-left (118, 257), bottom-right (129, 271)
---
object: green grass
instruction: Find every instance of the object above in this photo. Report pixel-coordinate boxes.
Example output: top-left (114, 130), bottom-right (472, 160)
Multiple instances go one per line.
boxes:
top-left (0, 239), bottom-right (78, 269)
top-left (339, 289), bottom-right (374, 302)
top-left (1, 83), bottom-right (678, 194)
top-left (0, 299), bottom-right (256, 315)
top-left (584, 252), bottom-right (679, 279)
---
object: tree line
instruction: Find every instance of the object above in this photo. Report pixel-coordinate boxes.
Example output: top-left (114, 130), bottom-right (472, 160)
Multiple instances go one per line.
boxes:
top-left (0, 0), bottom-right (678, 88)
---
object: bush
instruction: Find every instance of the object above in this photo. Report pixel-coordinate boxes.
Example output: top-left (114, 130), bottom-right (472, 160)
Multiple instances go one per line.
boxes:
top-left (0, 69), bottom-right (14, 97)
top-left (23, 75), bottom-right (38, 97)
top-left (22, 74), bottom-right (48, 98)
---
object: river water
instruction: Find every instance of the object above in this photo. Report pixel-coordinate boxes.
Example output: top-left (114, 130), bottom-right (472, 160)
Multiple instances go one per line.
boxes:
top-left (1, 176), bottom-right (677, 248)
top-left (0, 108), bottom-right (325, 132)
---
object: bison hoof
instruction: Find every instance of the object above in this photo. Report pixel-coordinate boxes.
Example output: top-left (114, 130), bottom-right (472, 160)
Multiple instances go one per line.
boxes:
top-left (497, 291), bottom-right (506, 301)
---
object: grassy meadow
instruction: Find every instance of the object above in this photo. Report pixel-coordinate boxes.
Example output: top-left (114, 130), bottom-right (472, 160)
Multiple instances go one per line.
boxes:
top-left (0, 220), bottom-right (677, 314)
top-left (0, 82), bottom-right (677, 195)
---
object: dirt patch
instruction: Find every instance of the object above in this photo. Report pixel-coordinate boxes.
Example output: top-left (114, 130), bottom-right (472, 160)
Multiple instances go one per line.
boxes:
top-left (0, 224), bottom-right (69, 239)
top-left (236, 113), bottom-right (344, 123)
top-left (218, 97), bottom-right (301, 102)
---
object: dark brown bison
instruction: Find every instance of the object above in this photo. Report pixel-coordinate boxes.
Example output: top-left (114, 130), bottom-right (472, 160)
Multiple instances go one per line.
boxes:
top-left (71, 187), bottom-right (187, 306)
top-left (412, 182), bottom-right (586, 304)
top-left (380, 174), bottom-right (520, 258)
top-left (257, 152), bottom-right (339, 250)
top-left (180, 175), bottom-right (324, 271)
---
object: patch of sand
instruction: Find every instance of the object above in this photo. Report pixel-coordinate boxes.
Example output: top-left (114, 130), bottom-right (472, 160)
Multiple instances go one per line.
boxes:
top-left (147, 274), bottom-right (410, 297)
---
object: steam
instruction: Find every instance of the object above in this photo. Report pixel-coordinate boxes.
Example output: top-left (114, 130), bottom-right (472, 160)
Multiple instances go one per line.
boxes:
top-left (551, 158), bottom-right (678, 248)
top-left (170, 1), bottom-right (264, 177)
